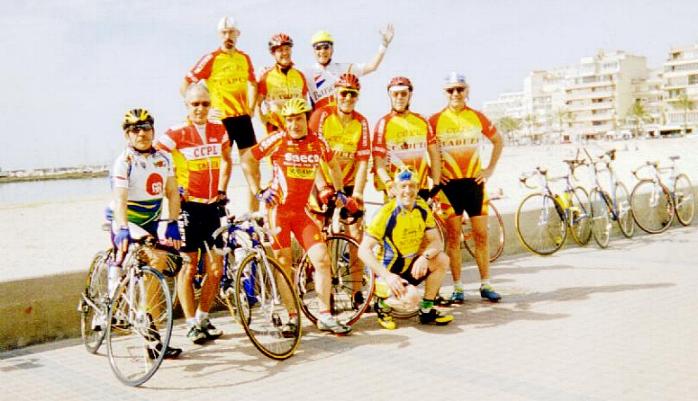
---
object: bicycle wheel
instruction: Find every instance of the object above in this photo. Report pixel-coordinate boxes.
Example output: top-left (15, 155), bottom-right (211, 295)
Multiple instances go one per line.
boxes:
top-left (673, 173), bottom-right (695, 226)
top-left (79, 250), bottom-right (112, 354)
top-left (106, 266), bottom-right (173, 387)
top-left (614, 181), bottom-right (635, 238)
top-left (589, 188), bottom-right (611, 248)
top-left (296, 235), bottom-right (374, 326)
top-left (515, 193), bottom-right (567, 255)
top-left (630, 179), bottom-right (674, 234)
top-left (462, 201), bottom-right (505, 262)
top-left (568, 187), bottom-right (592, 246)
top-left (219, 252), bottom-right (250, 325)
top-left (235, 253), bottom-right (301, 360)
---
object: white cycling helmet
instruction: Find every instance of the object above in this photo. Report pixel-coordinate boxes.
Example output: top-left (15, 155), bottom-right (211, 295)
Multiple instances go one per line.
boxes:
top-left (444, 72), bottom-right (467, 88)
top-left (217, 16), bottom-right (238, 32)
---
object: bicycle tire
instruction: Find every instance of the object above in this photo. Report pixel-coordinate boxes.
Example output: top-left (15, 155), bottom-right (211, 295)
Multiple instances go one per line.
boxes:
top-left (235, 253), bottom-right (301, 360)
top-left (614, 181), bottom-right (635, 238)
top-left (673, 173), bottom-right (695, 226)
top-left (589, 188), bottom-right (611, 248)
top-left (568, 186), bottom-right (592, 246)
top-left (296, 235), bottom-right (374, 326)
top-left (106, 266), bottom-right (173, 387)
top-left (630, 179), bottom-right (674, 234)
top-left (79, 250), bottom-right (112, 354)
top-left (218, 251), bottom-right (249, 325)
top-left (462, 200), bottom-right (505, 262)
top-left (515, 193), bottom-right (567, 255)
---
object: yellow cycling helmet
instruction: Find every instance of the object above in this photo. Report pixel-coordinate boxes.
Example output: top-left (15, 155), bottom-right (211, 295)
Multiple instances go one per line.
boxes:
top-left (311, 30), bottom-right (334, 46)
top-left (122, 108), bottom-right (154, 130)
top-left (281, 98), bottom-right (312, 117)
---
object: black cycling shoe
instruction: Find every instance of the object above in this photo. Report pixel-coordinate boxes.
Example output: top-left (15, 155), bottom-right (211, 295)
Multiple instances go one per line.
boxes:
top-left (147, 342), bottom-right (182, 360)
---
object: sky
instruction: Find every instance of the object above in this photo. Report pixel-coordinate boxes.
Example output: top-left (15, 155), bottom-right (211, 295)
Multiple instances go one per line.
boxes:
top-left (1, 0), bottom-right (697, 170)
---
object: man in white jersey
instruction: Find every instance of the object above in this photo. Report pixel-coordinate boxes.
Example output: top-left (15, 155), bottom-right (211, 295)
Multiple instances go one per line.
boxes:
top-left (306, 25), bottom-right (395, 110)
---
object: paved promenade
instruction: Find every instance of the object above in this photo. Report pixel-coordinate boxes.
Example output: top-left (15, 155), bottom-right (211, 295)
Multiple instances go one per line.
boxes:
top-left (2, 225), bottom-right (697, 401)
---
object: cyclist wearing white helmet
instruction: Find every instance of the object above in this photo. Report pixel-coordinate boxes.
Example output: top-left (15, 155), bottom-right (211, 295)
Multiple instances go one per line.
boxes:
top-left (428, 72), bottom-right (504, 304)
top-left (306, 24), bottom-right (395, 110)
top-left (181, 16), bottom-right (262, 211)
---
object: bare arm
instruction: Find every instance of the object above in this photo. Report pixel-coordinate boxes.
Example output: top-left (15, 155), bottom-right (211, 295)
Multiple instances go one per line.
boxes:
top-left (242, 151), bottom-right (261, 194)
top-left (351, 160), bottom-right (369, 199)
top-left (421, 228), bottom-right (444, 257)
top-left (427, 143), bottom-right (441, 185)
top-left (179, 79), bottom-right (190, 97)
top-left (327, 158), bottom-right (344, 192)
top-left (248, 80), bottom-right (259, 115)
top-left (218, 144), bottom-right (233, 193)
top-left (113, 187), bottom-right (129, 228)
top-left (360, 24), bottom-right (395, 75)
top-left (164, 176), bottom-right (180, 220)
top-left (475, 132), bottom-right (504, 184)
top-left (358, 234), bottom-right (407, 297)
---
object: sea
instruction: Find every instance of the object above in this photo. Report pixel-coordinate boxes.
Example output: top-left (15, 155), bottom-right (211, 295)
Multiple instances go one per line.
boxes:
top-left (0, 177), bottom-right (110, 205)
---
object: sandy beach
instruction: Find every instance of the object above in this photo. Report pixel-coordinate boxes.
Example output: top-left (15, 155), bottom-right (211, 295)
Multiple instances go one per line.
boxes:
top-left (1, 136), bottom-right (696, 282)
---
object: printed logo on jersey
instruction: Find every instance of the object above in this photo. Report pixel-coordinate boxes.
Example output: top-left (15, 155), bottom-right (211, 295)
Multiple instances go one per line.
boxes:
top-left (180, 144), bottom-right (223, 160)
top-left (287, 166), bottom-right (315, 179)
top-left (146, 173), bottom-right (164, 196)
top-left (314, 74), bottom-right (326, 89)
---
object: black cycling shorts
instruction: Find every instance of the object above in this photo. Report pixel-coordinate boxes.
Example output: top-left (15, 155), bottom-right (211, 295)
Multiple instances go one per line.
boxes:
top-left (390, 257), bottom-right (428, 287)
top-left (442, 178), bottom-right (485, 217)
top-left (180, 201), bottom-right (223, 252)
top-left (222, 115), bottom-right (257, 151)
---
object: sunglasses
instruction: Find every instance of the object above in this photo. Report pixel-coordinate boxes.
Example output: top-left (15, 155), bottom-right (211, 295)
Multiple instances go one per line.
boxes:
top-left (446, 87), bottom-right (466, 94)
top-left (314, 44), bottom-right (331, 51)
top-left (190, 101), bottom-right (211, 108)
top-left (126, 123), bottom-right (153, 133)
top-left (338, 89), bottom-right (359, 98)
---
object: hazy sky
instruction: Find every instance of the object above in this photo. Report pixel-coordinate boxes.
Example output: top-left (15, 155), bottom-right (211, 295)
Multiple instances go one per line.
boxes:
top-left (2, 0), bottom-right (697, 170)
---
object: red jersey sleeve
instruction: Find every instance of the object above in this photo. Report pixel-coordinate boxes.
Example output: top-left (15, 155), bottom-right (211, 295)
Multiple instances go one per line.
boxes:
top-left (317, 134), bottom-right (334, 162)
top-left (257, 68), bottom-right (270, 97)
top-left (428, 111), bottom-right (443, 134)
top-left (355, 112), bottom-right (371, 161)
top-left (474, 110), bottom-right (497, 138)
top-left (185, 50), bottom-right (218, 83)
top-left (154, 128), bottom-right (180, 153)
top-left (372, 115), bottom-right (389, 158)
top-left (250, 131), bottom-right (283, 160)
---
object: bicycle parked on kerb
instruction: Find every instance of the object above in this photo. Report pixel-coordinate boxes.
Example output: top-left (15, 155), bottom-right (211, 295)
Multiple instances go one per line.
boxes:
top-left (211, 212), bottom-right (301, 360)
top-left (78, 233), bottom-right (181, 386)
top-left (584, 148), bottom-right (634, 248)
top-left (295, 194), bottom-right (375, 327)
top-left (630, 156), bottom-right (695, 233)
top-left (515, 158), bottom-right (592, 256)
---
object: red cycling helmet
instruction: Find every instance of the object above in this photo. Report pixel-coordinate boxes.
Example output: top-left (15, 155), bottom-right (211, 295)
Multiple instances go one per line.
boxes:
top-left (334, 73), bottom-right (361, 91)
top-left (387, 76), bottom-right (413, 92)
top-left (268, 33), bottom-right (294, 52)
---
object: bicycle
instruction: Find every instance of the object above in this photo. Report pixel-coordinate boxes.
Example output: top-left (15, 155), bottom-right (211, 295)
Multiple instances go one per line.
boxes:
top-left (460, 189), bottom-right (506, 263)
top-left (295, 195), bottom-right (375, 326)
top-left (584, 148), bottom-right (634, 248)
top-left (104, 237), bottom-right (178, 386)
top-left (211, 212), bottom-right (301, 360)
top-left (630, 156), bottom-right (695, 233)
top-left (515, 159), bottom-right (593, 255)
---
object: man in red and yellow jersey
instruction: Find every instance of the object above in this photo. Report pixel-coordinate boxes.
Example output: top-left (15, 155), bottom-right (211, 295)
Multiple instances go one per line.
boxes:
top-left (243, 98), bottom-right (354, 335)
top-left (429, 72), bottom-right (504, 304)
top-left (255, 33), bottom-right (309, 135)
top-left (156, 84), bottom-right (233, 345)
top-left (181, 16), bottom-right (261, 211)
top-left (373, 76), bottom-right (441, 199)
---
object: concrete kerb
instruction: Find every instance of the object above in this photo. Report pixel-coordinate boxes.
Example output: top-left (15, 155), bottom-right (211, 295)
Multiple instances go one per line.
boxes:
top-left (1, 188), bottom-right (695, 351)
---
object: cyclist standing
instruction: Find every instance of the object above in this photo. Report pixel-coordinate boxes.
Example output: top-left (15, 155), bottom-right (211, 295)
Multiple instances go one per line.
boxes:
top-left (181, 16), bottom-right (261, 211)
top-left (110, 108), bottom-right (183, 358)
top-left (242, 98), bottom-right (355, 335)
top-left (428, 72), bottom-right (504, 303)
top-left (255, 33), bottom-right (309, 134)
top-left (155, 84), bottom-right (232, 345)
top-left (358, 167), bottom-right (454, 329)
top-left (372, 76), bottom-right (441, 199)
top-left (306, 25), bottom-right (395, 110)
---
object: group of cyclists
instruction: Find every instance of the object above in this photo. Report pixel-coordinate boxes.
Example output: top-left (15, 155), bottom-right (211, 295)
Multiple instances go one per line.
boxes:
top-left (109, 16), bottom-right (504, 358)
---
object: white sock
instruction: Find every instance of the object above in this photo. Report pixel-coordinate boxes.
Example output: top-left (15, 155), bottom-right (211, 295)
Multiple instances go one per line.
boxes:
top-left (195, 310), bottom-right (208, 323)
top-left (186, 318), bottom-right (198, 328)
top-left (480, 279), bottom-right (491, 287)
top-left (453, 281), bottom-right (464, 292)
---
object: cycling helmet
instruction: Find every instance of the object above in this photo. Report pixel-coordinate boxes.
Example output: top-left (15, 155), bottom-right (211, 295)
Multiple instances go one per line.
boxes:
top-left (311, 30), bottom-right (334, 46)
top-left (334, 73), bottom-right (361, 91)
top-left (217, 16), bottom-right (238, 32)
top-left (122, 108), bottom-right (154, 130)
top-left (444, 72), bottom-right (467, 88)
top-left (268, 33), bottom-right (293, 52)
top-left (281, 98), bottom-right (312, 117)
top-left (387, 76), bottom-right (413, 92)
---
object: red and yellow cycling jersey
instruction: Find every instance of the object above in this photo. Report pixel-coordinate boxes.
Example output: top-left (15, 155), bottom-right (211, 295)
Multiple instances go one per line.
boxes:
top-left (156, 122), bottom-right (230, 204)
top-left (372, 111), bottom-right (436, 190)
top-left (308, 105), bottom-right (370, 187)
top-left (185, 49), bottom-right (256, 119)
top-left (429, 106), bottom-right (496, 180)
top-left (250, 130), bottom-right (333, 207)
top-left (257, 65), bottom-right (309, 131)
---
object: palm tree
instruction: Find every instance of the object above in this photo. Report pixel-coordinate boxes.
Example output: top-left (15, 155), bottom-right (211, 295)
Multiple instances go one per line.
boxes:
top-left (675, 93), bottom-right (695, 136)
top-left (627, 100), bottom-right (653, 138)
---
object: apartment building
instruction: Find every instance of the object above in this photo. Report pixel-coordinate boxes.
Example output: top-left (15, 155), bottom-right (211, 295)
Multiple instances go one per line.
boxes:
top-left (483, 91), bottom-right (525, 122)
top-left (662, 43), bottom-right (698, 134)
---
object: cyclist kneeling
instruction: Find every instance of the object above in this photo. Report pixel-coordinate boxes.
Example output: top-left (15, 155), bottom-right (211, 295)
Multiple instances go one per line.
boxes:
top-left (358, 167), bottom-right (454, 329)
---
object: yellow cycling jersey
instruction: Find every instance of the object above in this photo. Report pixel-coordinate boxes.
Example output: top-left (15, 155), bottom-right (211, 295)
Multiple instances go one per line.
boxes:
top-left (429, 106), bottom-right (496, 180)
top-left (365, 198), bottom-right (436, 273)
top-left (257, 65), bottom-right (309, 130)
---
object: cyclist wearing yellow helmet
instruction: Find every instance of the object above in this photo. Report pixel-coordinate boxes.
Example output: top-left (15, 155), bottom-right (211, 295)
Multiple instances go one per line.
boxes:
top-left (358, 166), bottom-right (454, 329)
top-left (182, 16), bottom-right (261, 212)
top-left (306, 24), bottom-right (395, 110)
top-left (243, 98), bottom-right (352, 335)
top-left (428, 72), bottom-right (504, 304)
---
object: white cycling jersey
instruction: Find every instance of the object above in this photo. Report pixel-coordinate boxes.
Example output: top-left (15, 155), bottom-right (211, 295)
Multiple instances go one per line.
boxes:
top-left (306, 61), bottom-right (366, 108)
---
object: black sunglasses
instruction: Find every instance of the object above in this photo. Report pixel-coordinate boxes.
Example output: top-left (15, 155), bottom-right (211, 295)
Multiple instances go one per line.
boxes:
top-left (338, 89), bottom-right (359, 98)
top-left (314, 44), bottom-right (331, 51)
top-left (126, 123), bottom-right (153, 133)
top-left (446, 87), bottom-right (465, 94)
top-left (190, 101), bottom-right (211, 107)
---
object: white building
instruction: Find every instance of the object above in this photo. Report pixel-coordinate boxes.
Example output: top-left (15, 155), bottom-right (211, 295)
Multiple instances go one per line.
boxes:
top-left (662, 43), bottom-right (698, 134)
top-left (483, 91), bottom-right (525, 122)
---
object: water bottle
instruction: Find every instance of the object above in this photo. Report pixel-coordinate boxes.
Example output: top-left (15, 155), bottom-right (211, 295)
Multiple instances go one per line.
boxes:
top-left (178, 210), bottom-right (189, 248)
